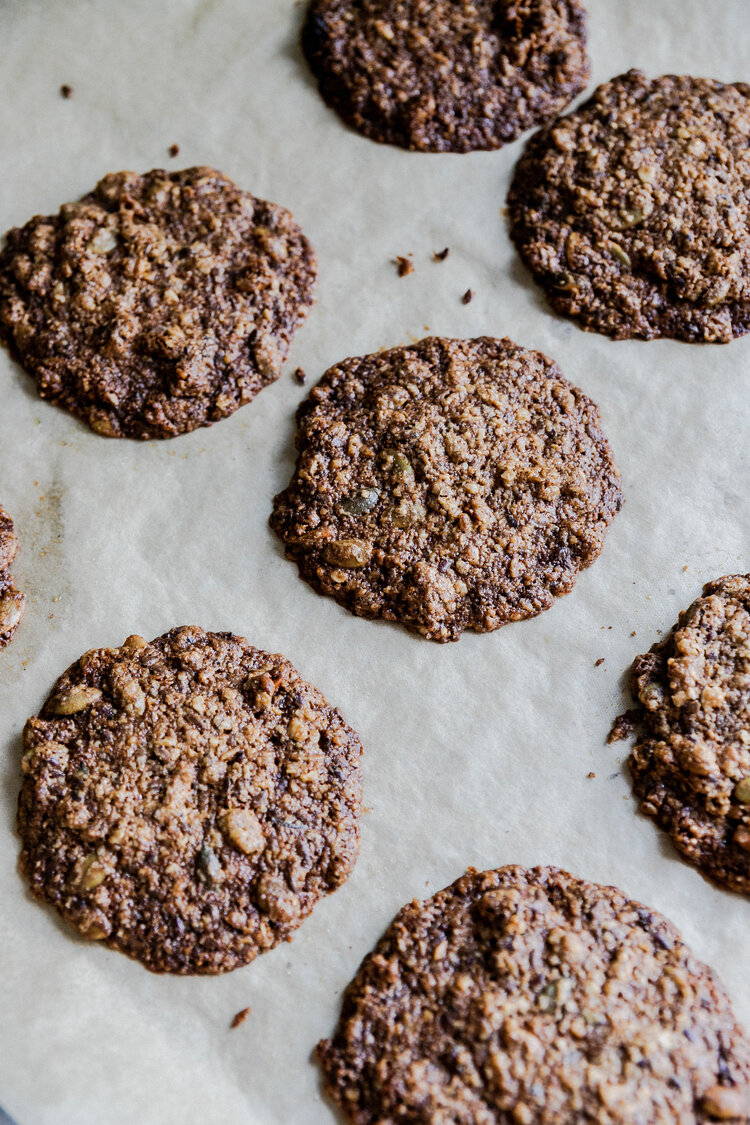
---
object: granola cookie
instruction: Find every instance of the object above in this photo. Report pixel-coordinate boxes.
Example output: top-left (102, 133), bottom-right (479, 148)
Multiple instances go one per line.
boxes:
top-left (270, 336), bottom-right (621, 642)
top-left (629, 576), bottom-right (750, 895)
top-left (0, 167), bottom-right (316, 438)
top-left (18, 627), bottom-right (362, 973)
top-left (303, 0), bottom-right (589, 153)
top-left (508, 71), bottom-right (750, 342)
top-left (319, 865), bottom-right (750, 1123)
top-left (0, 505), bottom-right (25, 648)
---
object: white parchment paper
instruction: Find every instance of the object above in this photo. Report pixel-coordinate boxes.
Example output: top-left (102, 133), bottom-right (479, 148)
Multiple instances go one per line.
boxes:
top-left (1, 1), bottom-right (749, 1121)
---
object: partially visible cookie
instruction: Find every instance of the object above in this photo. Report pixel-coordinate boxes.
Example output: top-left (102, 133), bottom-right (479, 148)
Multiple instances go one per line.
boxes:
top-left (18, 627), bottom-right (362, 973)
top-left (0, 505), bottom-right (25, 647)
top-left (508, 71), bottom-right (750, 342)
top-left (303, 0), bottom-right (589, 153)
top-left (271, 336), bottom-right (621, 642)
top-left (0, 167), bottom-right (316, 438)
top-left (319, 865), bottom-right (750, 1124)
top-left (629, 575), bottom-right (750, 894)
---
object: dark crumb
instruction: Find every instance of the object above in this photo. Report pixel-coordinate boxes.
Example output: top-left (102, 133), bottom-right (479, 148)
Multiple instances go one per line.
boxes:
top-left (461, 288), bottom-right (474, 305)
top-left (292, 366), bottom-right (307, 384)
top-left (60, 84), bottom-right (73, 99)
top-left (594, 657), bottom-right (604, 667)
top-left (168, 143), bottom-right (180, 158)
top-left (587, 771), bottom-right (596, 779)
top-left (394, 256), bottom-right (413, 278)
top-left (433, 248), bottom-right (450, 262)
top-left (607, 709), bottom-right (639, 744)
top-left (630, 631), bottom-right (637, 637)
top-left (230, 1007), bottom-right (251, 1029)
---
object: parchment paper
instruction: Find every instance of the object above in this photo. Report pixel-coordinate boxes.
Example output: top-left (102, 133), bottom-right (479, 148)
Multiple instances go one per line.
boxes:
top-left (1, 1), bottom-right (749, 1121)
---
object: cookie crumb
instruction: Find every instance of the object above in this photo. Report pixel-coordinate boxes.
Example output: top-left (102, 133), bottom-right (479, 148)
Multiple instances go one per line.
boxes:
top-left (60, 84), bottom-right (73, 99)
top-left (394, 256), bottom-right (413, 277)
top-left (630, 630), bottom-right (637, 637)
top-left (587, 771), bottom-right (596, 779)
top-left (461, 288), bottom-right (474, 304)
top-left (230, 1007), bottom-right (250, 1029)
top-left (594, 657), bottom-right (604, 667)
top-left (168, 143), bottom-right (180, 158)
top-left (433, 248), bottom-right (450, 262)
top-left (607, 709), bottom-right (639, 744)
top-left (292, 367), bottom-right (307, 384)
top-left (682, 565), bottom-right (689, 572)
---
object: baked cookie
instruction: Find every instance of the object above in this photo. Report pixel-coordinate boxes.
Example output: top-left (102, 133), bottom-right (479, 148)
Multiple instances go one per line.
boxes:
top-left (0, 167), bottom-right (316, 438)
top-left (271, 336), bottom-right (621, 642)
top-left (319, 865), bottom-right (750, 1123)
top-left (303, 0), bottom-right (589, 153)
top-left (0, 505), bottom-right (25, 648)
top-left (18, 627), bottom-right (362, 973)
top-left (508, 71), bottom-right (750, 342)
top-left (629, 575), bottom-right (750, 895)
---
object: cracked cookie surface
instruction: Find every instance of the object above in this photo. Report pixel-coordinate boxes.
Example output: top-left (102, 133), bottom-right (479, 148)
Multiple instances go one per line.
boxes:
top-left (0, 505), bottom-right (25, 648)
top-left (319, 865), bottom-right (750, 1124)
top-left (271, 336), bottom-right (621, 642)
top-left (18, 626), bottom-right (362, 973)
top-left (629, 575), bottom-right (750, 895)
top-left (508, 71), bottom-right (750, 342)
top-left (303, 0), bottom-right (589, 153)
top-left (0, 167), bottom-right (316, 438)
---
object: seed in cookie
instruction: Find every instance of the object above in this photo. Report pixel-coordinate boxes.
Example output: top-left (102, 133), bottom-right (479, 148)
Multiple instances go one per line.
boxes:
top-left (318, 865), bottom-right (750, 1123)
top-left (628, 575), bottom-right (750, 894)
top-left (302, 0), bottom-right (589, 153)
top-left (508, 70), bottom-right (750, 342)
top-left (0, 167), bottom-right (317, 439)
top-left (0, 505), bottom-right (26, 648)
top-left (17, 627), bottom-right (362, 973)
top-left (270, 336), bottom-right (621, 642)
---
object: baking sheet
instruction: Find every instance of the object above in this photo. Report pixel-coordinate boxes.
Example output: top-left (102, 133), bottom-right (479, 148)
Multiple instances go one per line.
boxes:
top-left (1, 1), bottom-right (749, 1121)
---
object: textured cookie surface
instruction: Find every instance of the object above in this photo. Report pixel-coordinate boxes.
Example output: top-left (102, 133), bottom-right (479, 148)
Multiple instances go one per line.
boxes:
top-left (319, 865), bottom-right (750, 1123)
top-left (271, 336), bottom-right (621, 642)
top-left (508, 71), bottom-right (750, 342)
top-left (303, 0), bottom-right (589, 153)
top-left (0, 167), bottom-right (316, 438)
top-left (0, 505), bottom-right (25, 648)
top-left (629, 575), bottom-right (750, 895)
top-left (18, 627), bottom-right (362, 973)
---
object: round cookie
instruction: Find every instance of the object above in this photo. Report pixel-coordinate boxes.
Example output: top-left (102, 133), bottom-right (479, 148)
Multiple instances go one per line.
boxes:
top-left (0, 167), bottom-right (316, 438)
top-left (508, 71), bottom-right (750, 343)
top-left (629, 575), bottom-right (750, 895)
top-left (271, 336), bottom-right (621, 642)
top-left (18, 627), bottom-right (362, 973)
top-left (319, 865), bottom-right (750, 1123)
top-left (303, 0), bottom-right (589, 153)
top-left (0, 505), bottom-right (25, 648)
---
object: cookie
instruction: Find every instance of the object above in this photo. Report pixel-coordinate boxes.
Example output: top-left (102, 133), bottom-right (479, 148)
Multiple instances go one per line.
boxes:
top-left (0, 505), bottom-right (25, 648)
top-left (319, 865), bottom-right (750, 1123)
top-left (508, 71), bottom-right (750, 343)
top-left (0, 167), bottom-right (316, 439)
top-left (271, 336), bottom-right (621, 642)
top-left (628, 576), bottom-right (750, 895)
top-left (303, 0), bottom-right (589, 153)
top-left (18, 626), bottom-right (362, 973)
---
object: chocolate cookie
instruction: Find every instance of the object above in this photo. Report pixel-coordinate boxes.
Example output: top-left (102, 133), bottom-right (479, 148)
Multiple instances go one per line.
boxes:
top-left (271, 336), bottom-right (621, 642)
top-left (303, 0), bottom-right (589, 153)
top-left (0, 505), bottom-right (25, 648)
top-left (508, 71), bottom-right (750, 342)
top-left (18, 627), bottom-right (362, 973)
top-left (0, 167), bottom-right (316, 438)
top-left (628, 576), bottom-right (750, 895)
top-left (319, 865), bottom-right (750, 1123)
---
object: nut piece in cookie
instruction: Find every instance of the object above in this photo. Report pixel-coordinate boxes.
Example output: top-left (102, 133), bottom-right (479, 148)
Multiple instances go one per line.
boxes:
top-left (318, 865), bottom-right (750, 1123)
top-left (271, 336), bottom-right (621, 642)
top-left (0, 167), bottom-right (317, 438)
top-left (509, 70), bottom-right (750, 342)
top-left (0, 505), bottom-right (26, 648)
top-left (628, 575), bottom-right (750, 894)
top-left (303, 0), bottom-right (589, 153)
top-left (18, 627), bottom-right (362, 973)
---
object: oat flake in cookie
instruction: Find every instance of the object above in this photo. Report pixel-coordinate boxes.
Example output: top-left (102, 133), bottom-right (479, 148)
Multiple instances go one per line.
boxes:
top-left (18, 627), bottom-right (362, 973)
top-left (303, 0), bottom-right (589, 153)
top-left (508, 71), bottom-right (750, 343)
top-left (319, 865), bottom-right (750, 1124)
top-left (629, 576), bottom-right (750, 895)
top-left (271, 337), bottom-right (621, 642)
top-left (0, 167), bottom-right (316, 438)
top-left (0, 505), bottom-right (25, 647)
